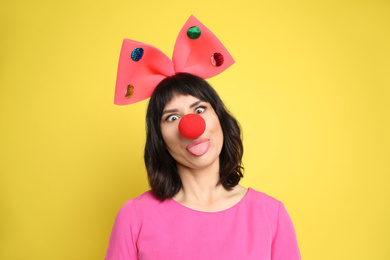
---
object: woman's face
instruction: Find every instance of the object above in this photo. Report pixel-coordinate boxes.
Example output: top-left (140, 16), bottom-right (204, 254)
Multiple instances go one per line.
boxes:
top-left (160, 94), bottom-right (224, 171)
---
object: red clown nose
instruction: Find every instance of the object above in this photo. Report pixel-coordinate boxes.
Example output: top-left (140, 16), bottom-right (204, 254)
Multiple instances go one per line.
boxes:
top-left (178, 114), bottom-right (206, 139)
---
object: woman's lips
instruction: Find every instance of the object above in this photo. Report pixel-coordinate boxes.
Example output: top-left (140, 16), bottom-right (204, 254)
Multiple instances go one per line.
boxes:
top-left (186, 139), bottom-right (210, 156)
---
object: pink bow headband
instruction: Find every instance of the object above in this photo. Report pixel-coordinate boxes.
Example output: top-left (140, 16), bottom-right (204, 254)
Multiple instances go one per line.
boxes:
top-left (114, 15), bottom-right (235, 106)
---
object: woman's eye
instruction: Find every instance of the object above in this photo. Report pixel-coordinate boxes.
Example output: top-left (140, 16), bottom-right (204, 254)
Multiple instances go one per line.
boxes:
top-left (195, 107), bottom-right (205, 114)
top-left (166, 115), bottom-right (180, 122)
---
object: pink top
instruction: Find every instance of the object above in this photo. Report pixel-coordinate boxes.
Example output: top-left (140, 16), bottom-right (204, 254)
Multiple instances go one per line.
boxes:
top-left (105, 188), bottom-right (301, 260)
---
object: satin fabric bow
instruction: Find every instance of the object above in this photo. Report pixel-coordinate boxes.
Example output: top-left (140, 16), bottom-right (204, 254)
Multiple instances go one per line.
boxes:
top-left (114, 15), bottom-right (235, 105)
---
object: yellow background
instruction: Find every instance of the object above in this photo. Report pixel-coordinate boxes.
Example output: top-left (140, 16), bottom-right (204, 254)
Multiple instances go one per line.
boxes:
top-left (1, 0), bottom-right (389, 259)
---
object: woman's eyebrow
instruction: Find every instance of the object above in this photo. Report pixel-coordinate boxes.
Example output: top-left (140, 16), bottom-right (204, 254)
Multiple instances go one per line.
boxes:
top-left (190, 100), bottom-right (203, 108)
top-left (162, 100), bottom-right (204, 116)
top-left (162, 108), bottom-right (178, 115)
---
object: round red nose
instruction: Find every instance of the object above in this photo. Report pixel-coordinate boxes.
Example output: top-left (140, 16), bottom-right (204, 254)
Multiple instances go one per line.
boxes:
top-left (178, 114), bottom-right (206, 139)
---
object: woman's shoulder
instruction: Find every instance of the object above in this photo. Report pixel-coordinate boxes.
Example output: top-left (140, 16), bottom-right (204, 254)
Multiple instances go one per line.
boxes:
top-left (246, 187), bottom-right (283, 210)
top-left (245, 188), bottom-right (290, 231)
top-left (119, 190), bottom-right (161, 211)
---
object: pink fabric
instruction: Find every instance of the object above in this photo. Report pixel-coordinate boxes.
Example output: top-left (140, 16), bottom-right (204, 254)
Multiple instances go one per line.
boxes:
top-left (114, 15), bottom-right (235, 105)
top-left (105, 188), bottom-right (301, 260)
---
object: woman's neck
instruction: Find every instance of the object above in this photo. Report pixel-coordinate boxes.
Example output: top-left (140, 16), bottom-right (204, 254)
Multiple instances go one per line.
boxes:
top-left (175, 161), bottom-right (221, 203)
top-left (173, 162), bottom-right (247, 212)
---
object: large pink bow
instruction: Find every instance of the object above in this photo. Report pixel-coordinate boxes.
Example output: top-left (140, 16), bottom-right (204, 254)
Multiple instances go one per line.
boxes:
top-left (114, 15), bottom-right (235, 105)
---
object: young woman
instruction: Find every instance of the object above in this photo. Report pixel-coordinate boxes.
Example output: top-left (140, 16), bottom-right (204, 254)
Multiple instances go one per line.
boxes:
top-left (105, 73), bottom-right (301, 259)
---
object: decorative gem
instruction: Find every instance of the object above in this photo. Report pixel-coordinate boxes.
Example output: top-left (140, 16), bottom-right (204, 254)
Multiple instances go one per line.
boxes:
top-left (211, 52), bottom-right (224, 67)
top-left (187, 26), bottom-right (201, 39)
top-left (131, 48), bottom-right (144, 61)
top-left (125, 85), bottom-right (134, 98)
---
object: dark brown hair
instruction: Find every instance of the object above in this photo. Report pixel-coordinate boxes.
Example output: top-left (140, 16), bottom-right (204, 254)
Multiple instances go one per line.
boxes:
top-left (144, 73), bottom-right (243, 201)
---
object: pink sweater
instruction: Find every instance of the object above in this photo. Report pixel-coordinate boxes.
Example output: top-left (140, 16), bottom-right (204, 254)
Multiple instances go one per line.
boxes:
top-left (105, 188), bottom-right (301, 260)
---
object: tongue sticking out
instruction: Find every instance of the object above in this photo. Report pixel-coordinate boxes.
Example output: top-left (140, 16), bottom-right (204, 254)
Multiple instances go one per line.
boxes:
top-left (186, 139), bottom-right (210, 156)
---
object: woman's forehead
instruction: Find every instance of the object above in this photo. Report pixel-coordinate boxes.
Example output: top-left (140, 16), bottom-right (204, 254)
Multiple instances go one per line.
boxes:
top-left (163, 94), bottom-right (205, 110)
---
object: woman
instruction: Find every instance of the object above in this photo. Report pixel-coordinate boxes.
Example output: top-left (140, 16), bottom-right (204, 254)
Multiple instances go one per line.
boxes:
top-left (105, 73), bottom-right (301, 259)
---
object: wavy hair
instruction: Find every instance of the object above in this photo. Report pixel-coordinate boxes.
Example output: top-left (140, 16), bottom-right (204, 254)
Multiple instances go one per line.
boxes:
top-left (144, 73), bottom-right (243, 201)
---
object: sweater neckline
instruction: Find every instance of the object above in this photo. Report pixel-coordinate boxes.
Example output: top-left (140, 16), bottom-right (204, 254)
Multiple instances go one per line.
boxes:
top-left (168, 187), bottom-right (252, 214)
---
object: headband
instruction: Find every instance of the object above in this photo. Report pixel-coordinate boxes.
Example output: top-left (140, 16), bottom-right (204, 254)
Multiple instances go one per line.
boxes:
top-left (114, 15), bottom-right (235, 105)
